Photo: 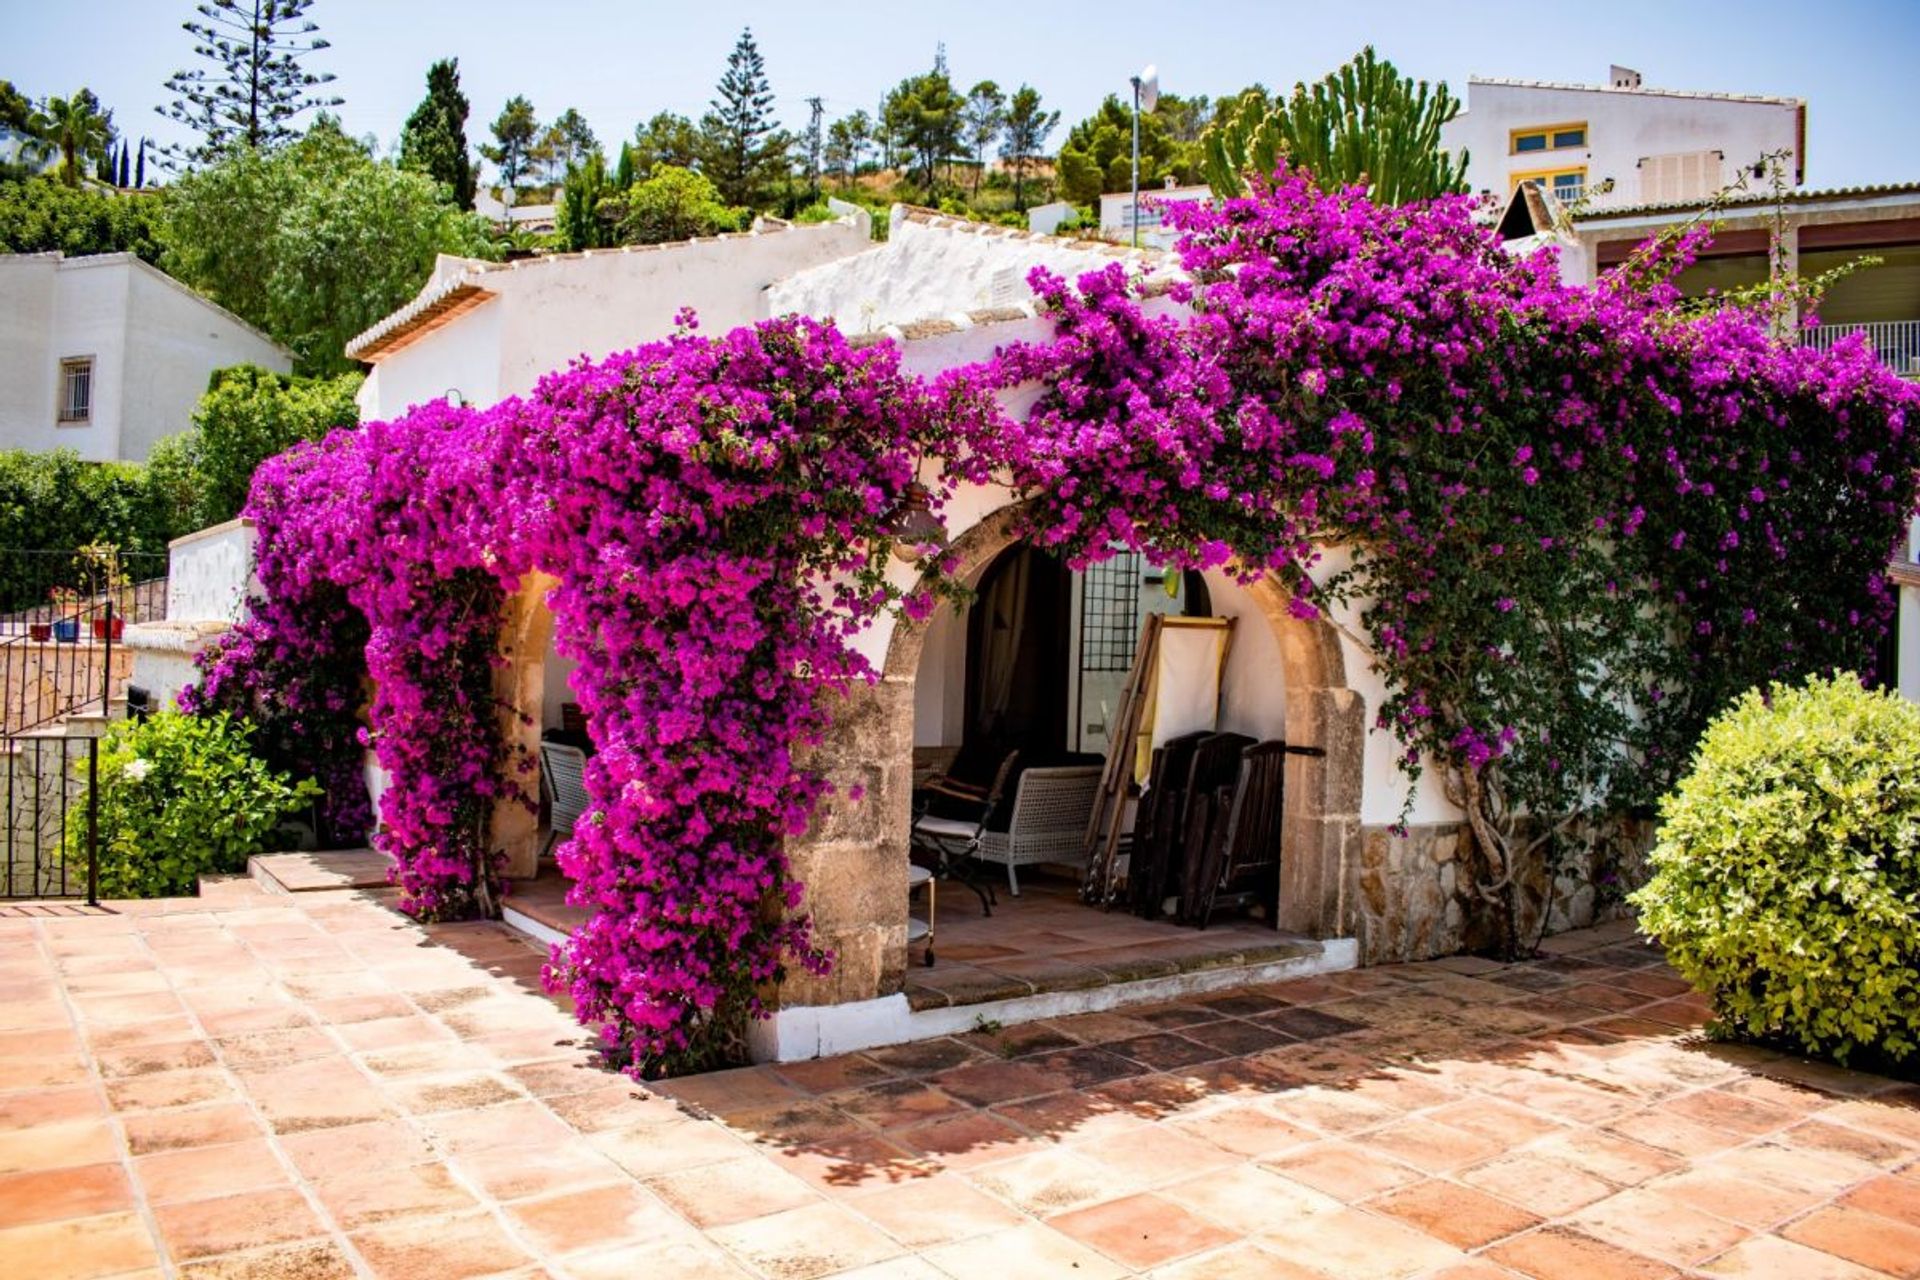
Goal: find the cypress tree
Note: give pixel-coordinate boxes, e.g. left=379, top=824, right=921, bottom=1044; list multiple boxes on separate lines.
left=399, top=57, right=477, bottom=209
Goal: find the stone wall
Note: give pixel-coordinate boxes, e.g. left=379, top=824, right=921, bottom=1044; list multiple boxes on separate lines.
left=1351, top=817, right=1652, bottom=963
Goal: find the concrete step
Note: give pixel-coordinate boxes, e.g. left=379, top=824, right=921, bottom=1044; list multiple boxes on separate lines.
left=248, top=849, right=394, bottom=894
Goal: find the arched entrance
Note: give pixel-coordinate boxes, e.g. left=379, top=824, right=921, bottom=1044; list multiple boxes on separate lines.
left=777, top=500, right=1368, bottom=1016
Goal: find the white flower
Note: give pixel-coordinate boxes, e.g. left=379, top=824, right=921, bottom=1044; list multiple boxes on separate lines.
left=123, top=758, right=153, bottom=783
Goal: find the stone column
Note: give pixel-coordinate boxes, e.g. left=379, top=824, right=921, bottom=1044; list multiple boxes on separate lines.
left=778, top=675, right=915, bottom=1008
left=490, top=572, right=557, bottom=880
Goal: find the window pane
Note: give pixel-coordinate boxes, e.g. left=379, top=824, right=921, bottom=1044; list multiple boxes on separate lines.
left=1552, top=173, right=1583, bottom=191
left=1515, top=134, right=1547, bottom=153
left=1553, top=128, right=1586, bottom=148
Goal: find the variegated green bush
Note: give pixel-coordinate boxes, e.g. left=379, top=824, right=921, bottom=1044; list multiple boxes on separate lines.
left=1634, top=673, right=1920, bottom=1063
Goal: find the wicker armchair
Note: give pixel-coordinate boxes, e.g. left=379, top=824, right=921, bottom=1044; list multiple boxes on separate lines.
left=974, top=765, right=1104, bottom=895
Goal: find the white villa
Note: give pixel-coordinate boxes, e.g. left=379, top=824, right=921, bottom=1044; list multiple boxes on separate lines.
left=0, top=251, right=290, bottom=462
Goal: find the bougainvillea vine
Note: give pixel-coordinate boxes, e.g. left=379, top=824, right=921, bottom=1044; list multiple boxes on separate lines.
left=189, top=173, right=1919, bottom=1071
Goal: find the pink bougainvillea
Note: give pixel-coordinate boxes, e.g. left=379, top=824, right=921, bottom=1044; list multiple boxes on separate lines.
left=189, top=173, right=1920, bottom=1071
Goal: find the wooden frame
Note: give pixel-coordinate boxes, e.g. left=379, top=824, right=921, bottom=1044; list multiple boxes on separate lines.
left=1510, top=122, right=1589, bottom=155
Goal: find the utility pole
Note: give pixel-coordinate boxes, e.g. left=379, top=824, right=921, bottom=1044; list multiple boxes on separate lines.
left=805, top=96, right=824, bottom=200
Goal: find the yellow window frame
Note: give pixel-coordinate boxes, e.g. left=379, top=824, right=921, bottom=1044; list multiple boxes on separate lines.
left=1508, top=165, right=1588, bottom=196
left=1510, top=122, right=1588, bottom=155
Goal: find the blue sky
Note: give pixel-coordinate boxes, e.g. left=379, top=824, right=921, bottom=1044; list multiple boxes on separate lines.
left=7, top=0, right=1917, bottom=188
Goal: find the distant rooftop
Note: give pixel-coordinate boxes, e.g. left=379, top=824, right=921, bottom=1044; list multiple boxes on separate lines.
left=1466, top=74, right=1802, bottom=111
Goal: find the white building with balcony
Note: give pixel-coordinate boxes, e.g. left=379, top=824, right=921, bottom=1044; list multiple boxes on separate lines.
left=0, top=252, right=291, bottom=463
left=1442, top=66, right=1804, bottom=211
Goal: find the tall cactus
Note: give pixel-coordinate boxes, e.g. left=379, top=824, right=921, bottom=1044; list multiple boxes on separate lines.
left=1203, top=47, right=1469, bottom=205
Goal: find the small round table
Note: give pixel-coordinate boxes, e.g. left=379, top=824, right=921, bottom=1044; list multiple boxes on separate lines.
left=907, top=863, right=936, bottom=967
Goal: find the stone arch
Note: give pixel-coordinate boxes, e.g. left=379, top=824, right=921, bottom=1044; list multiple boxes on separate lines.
left=781, top=499, right=1368, bottom=1011
left=886, top=500, right=1365, bottom=941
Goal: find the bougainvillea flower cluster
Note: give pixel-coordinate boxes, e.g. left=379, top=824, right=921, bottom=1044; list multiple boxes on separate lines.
left=190, top=173, right=1919, bottom=1070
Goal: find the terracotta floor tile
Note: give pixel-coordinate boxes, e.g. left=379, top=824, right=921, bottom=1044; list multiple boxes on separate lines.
left=1697, top=1233, right=1889, bottom=1279
left=1567, top=1187, right=1751, bottom=1266
left=894, top=1108, right=1043, bottom=1170
left=1371, top=1178, right=1541, bottom=1249
left=1484, top=1226, right=1680, bottom=1280
left=1662, top=1087, right=1797, bottom=1138
left=121, top=1102, right=266, bottom=1157
left=929, top=1058, right=1067, bottom=1107
left=213, top=1027, right=338, bottom=1069
left=1783, top=1204, right=1920, bottom=1278
left=1607, top=1104, right=1753, bottom=1158
left=563, top=1234, right=748, bottom=1280
left=707, top=1200, right=904, bottom=1279
left=1159, top=1163, right=1348, bottom=1233
left=1780, top=1118, right=1917, bottom=1169
left=103, top=1068, right=239, bottom=1113
left=0, top=1162, right=134, bottom=1228
left=277, top=1119, right=437, bottom=1181
left=0, top=1084, right=103, bottom=1130
left=174, top=1241, right=356, bottom=1280
left=1842, top=1173, right=1920, bottom=1226
left=134, top=1138, right=289, bottom=1206
left=424, top=1098, right=579, bottom=1155
left=834, top=1080, right=971, bottom=1130
left=651, top=1063, right=810, bottom=1113
left=1047, top=1191, right=1235, bottom=1270
left=771, top=1052, right=897, bottom=1095
left=1824, top=1094, right=1920, bottom=1146
left=1525, top=1129, right=1682, bottom=1187
left=0, top=1210, right=160, bottom=1279
left=351, top=1210, right=536, bottom=1280
left=94, top=1040, right=217, bottom=1079
left=505, top=1179, right=692, bottom=1256
left=1260, top=1206, right=1469, bottom=1280
left=450, top=1138, right=625, bottom=1203
left=542, top=1081, right=681, bottom=1134
left=919, top=1221, right=1128, bottom=1280
left=1261, top=1140, right=1423, bottom=1202
left=589, top=1117, right=752, bottom=1178
left=311, top=1160, right=480, bottom=1229
left=1459, top=1151, right=1617, bottom=1217
left=1171, top=1102, right=1318, bottom=1158
left=1106, top=1033, right=1226, bottom=1071
left=1355, top=1117, right=1506, bottom=1174
left=845, top=1172, right=1025, bottom=1247
left=722, top=1096, right=878, bottom=1146
left=238, top=1058, right=392, bottom=1133
left=386, top=1070, right=529, bottom=1115
left=0, top=1117, right=120, bottom=1173
left=1071, top=1124, right=1239, bottom=1188
left=644, top=1154, right=820, bottom=1227
left=766, top=1134, right=936, bottom=1195
left=1422, top=1097, right=1566, bottom=1146
left=152, top=1187, right=326, bottom=1261
left=971, top=1145, right=1123, bottom=1216
left=1023, top=1045, right=1150, bottom=1088
left=1143, top=1240, right=1328, bottom=1280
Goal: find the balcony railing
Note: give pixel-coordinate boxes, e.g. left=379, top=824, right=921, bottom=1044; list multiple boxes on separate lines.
left=1802, top=321, right=1920, bottom=377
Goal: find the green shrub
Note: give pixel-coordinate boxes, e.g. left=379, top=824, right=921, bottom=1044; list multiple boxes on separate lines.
left=69, top=711, right=320, bottom=899
left=1632, top=672, right=1920, bottom=1063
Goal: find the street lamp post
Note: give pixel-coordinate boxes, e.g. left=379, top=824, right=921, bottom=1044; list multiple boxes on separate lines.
left=1128, top=65, right=1159, bottom=249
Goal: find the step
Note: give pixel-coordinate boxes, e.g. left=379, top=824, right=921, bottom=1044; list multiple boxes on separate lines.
left=248, top=849, right=394, bottom=894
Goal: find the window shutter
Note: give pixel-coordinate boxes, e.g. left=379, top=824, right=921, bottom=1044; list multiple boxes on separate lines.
left=1639, top=151, right=1725, bottom=204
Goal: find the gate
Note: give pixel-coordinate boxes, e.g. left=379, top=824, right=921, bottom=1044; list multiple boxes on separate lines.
left=0, top=546, right=167, bottom=902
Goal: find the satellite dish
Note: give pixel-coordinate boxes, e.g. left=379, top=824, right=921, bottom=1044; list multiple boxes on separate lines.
left=1135, top=65, right=1160, bottom=113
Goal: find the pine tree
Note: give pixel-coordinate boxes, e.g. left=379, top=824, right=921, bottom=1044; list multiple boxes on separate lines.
left=961, top=81, right=1006, bottom=200
left=1001, top=86, right=1059, bottom=211
left=882, top=69, right=962, bottom=197
left=697, top=28, right=788, bottom=208
left=399, top=57, right=476, bottom=209
left=612, top=141, right=635, bottom=189
left=480, top=96, right=539, bottom=193
left=116, top=141, right=130, bottom=187
left=157, top=0, right=341, bottom=167
left=134, top=138, right=147, bottom=189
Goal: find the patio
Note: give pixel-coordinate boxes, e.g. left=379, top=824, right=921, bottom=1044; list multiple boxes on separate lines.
left=3, top=881, right=1918, bottom=1280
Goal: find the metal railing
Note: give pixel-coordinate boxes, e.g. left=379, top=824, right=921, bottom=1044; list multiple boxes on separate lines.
left=1, top=599, right=126, bottom=736
left=0, top=548, right=168, bottom=634
left=2, top=734, right=98, bottom=903
left=1802, top=321, right=1920, bottom=377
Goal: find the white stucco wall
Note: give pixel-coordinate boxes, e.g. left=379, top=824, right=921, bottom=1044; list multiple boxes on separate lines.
left=1098, top=186, right=1212, bottom=252
left=356, top=221, right=873, bottom=420
left=0, top=253, right=288, bottom=462
left=166, top=518, right=258, bottom=622
left=1442, top=77, right=1801, bottom=209
left=767, top=212, right=1155, bottom=335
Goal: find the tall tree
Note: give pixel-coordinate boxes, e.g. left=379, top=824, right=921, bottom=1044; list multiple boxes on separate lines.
left=134, top=138, right=147, bottom=189
left=1056, top=93, right=1198, bottom=206
left=0, top=80, right=33, bottom=133
left=697, top=28, right=788, bottom=208
left=611, top=165, right=741, bottom=245
left=160, top=116, right=496, bottom=374
left=550, top=108, right=598, bottom=178
left=556, top=150, right=612, bottom=251
left=398, top=58, right=476, bottom=209
left=480, top=95, right=539, bottom=193
left=158, top=0, right=341, bottom=166
left=1000, top=85, right=1057, bottom=211
left=1202, top=47, right=1468, bottom=203
left=881, top=69, right=962, bottom=196
left=40, top=90, right=115, bottom=187
left=115, top=142, right=130, bottom=187
left=631, top=112, right=700, bottom=179
left=960, top=81, right=1006, bottom=200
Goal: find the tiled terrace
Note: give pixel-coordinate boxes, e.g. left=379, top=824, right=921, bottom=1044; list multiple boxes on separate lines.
left=3, top=881, right=1918, bottom=1279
